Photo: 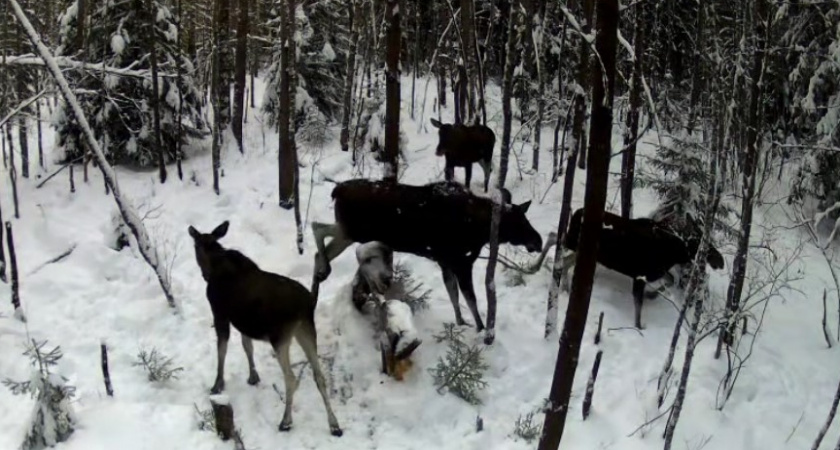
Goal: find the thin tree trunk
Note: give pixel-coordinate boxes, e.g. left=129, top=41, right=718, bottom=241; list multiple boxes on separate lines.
left=0, top=182, right=5, bottom=283
left=176, top=0, right=184, bottom=180
left=574, top=0, right=595, bottom=171
left=8, top=126, right=20, bottom=219
left=7, top=222, right=21, bottom=316
left=620, top=1, right=645, bottom=220
left=340, top=0, right=359, bottom=152
left=383, top=0, right=400, bottom=183
left=538, top=1, right=618, bottom=448
left=719, top=0, right=768, bottom=353
left=497, top=1, right=519, bottom=189
left=686, top=1, right=705, bottom=132
left=287, top=0, right=302, bottom=253
left=36, top=90, right=44, bottom=171
left=211, top=0, right=223, bottom=195
left=277, top=0, right=294, bottom=207
left=146, top=0, right=166, bottom=184
left=484, top=0, right=520, bottom=346
left=232, top=0, right=249, bottom=153
left=17, top=116, right=29, bottom=180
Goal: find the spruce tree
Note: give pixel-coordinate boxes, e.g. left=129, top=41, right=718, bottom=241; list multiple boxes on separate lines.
left=54, top=0, right=206, bottom=168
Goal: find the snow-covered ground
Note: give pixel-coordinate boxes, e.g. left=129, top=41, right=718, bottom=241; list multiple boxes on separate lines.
left=1, top=76, right=839, bottom=450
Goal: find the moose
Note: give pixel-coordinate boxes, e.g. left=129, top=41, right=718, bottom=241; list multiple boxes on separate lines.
left=559, top=208, right=725, bottom=329
left=311, top=178, right=543, bottom=344
left=430, top=118, right=495, bottom=192
left=188, top=221, right=343, bottom=437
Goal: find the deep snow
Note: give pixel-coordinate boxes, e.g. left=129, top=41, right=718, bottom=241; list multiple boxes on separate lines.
left=0, top=75, right=839, bottom=450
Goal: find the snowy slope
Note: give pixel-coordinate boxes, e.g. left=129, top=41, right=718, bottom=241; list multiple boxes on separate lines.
left=1, top=76, right=839, bottom=450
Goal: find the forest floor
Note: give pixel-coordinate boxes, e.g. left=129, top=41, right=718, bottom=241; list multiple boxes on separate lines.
left=1, top=76, right=838, bottom=450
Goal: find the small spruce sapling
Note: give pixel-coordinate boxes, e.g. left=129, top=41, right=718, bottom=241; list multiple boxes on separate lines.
left=428, top=323, right=489, bottom=405
left=393, top=262, right=430, bottom=313
left=2, top=339, right=77, bottom=450
left=134, top=347, right=184, bottom=382
left=512, top=411, right=542, bottom=443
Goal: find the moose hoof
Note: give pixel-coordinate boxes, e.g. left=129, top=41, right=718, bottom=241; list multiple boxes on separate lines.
left=279, top=421, right=293, bottom=432
left=209, top=381, right=225, bottom=394
left=247, top=373, right=260, bottom=386
left=330, top=426, right=344, bottom=437
left=315, top=265, right=332, bottom=283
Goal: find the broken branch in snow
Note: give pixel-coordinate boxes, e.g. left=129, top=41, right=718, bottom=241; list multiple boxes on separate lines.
left=477, top=231, right=558, bottom=274
left=8, top=0, right=177, bottom=310
left=26, top=244, right=78, bottom=276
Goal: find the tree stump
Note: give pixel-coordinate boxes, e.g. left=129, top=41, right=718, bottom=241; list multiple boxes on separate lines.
left=209, top=395, right=236, bottom=441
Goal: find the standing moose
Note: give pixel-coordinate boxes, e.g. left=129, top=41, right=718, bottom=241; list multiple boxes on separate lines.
left=430, top=118, right=495, bottom=192
left=188, top=221, right=343, bottom=436
left=310, top=179, right=543, bottom=344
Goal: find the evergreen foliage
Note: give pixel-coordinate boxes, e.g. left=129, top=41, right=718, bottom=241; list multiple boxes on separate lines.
left=3, top=340, right=76, bottom=450
left=54, top=0, right=206, bottom=168
left=428, top=323, right=488, bottom=405
left=134, top=347, right=184, bottom=382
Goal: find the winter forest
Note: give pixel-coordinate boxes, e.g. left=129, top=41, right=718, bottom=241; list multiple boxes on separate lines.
left=1, top=0, right=840, bottom=448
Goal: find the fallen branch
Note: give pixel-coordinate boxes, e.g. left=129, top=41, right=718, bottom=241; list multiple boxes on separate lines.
left=477, top=231, right=558, bottom=274
left=27, top=243, right=78, bottom=276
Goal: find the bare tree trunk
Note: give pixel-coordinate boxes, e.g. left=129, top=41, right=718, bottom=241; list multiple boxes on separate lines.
left=620, top=1, right=645, bottom=220
left=146, top=0, right=166, bottom=184
left=36, top=88, right=44, bottom=171
left=17, top=116, right=28, bottom=180
left=287, top=0, right=302, bottom=253
left=531, top=2, right=547, bottom=172
left=538, top=1, right=618, bottom=448
left=686, top=1, right=705, bottom=132
left=6, top=222, right=21, bottom=320
left=0, top=185, right=5, bottom=283
left=484, top=0, right=520, bottom=346
left=459, top=0, right=477, bottom=123
left=383, top=0, right=400, bottom=183
left=581, top=349, right=603, bottom=420
left=574, top=0, right=595, bottom=171
left=340, top=0, right=359, bottom=152
left=497, top=1, right=519, bottom=189
left=8, top=126, right=20, bottom=219
left=211, top=0, right=223, bottom=195
left=176, top=0, right=184, bottom=180
left=719, top=0, right=768, bottom=353
left=232, top=0, right=249, bottom=153
left=277, top=0, right=294, bottom=208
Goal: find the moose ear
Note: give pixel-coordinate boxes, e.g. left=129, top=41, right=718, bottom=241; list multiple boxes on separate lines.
left=430, top=118, right=442, bottom=128
left=211, top=221, right=230, bottom=240
left=188, top=226, right=200, bottom=240
left=518, top=200, right=532, bottom=213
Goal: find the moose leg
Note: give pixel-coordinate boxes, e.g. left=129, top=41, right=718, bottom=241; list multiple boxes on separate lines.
left=632, top=277, right=646, bottom=329
left=440, top=264, right=467, bottom=326
left=464, top=164, right=473, bottom=189
left=241, top=335, right=260, bottom=385
left=211, top=318, right=231, bottom=394
left=444, top=162, right=455, bottom=182
left=454, top=264, right=485, bottom=331
left=273, top=337, right=298, bottom=432
left=311, top=222, right=353, bottom=282
left=296, top=320, right=343, bottom=437
left=478, top=159, right=491, bottom=192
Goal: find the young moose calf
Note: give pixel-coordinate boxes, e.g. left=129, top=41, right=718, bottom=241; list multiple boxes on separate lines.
left=188, top=222, right=342, bottom=437
left=430, top=118, right=495, bottom=192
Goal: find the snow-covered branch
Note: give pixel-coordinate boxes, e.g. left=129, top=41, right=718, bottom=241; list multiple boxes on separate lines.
left=3, top=54, right=179, bottom=79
